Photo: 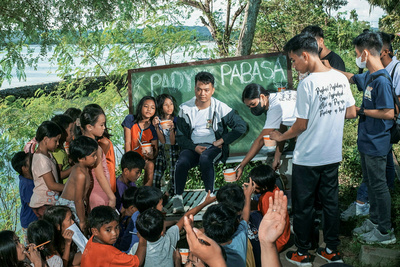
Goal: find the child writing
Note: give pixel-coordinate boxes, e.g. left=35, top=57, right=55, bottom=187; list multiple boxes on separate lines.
left=130, top=191, right=216, bottom=267
left=43, top=206, right=83, bottom=267
left=115, top=151, right=145, bottom=211
left=57, top=136, right=99, bottom=229
left=11, top=151, right=37, bottom=239
left=51, top=114, right=74, bottom=183
left=0, top=230, right=44, bottom=267
left=81, top=206, right=147, bottom=267
left=27, top=220, right=63, bottom=267
left=122, top=96, right=158, bottom=186
left=152, top=94, right=179, bottom=194
left=116, top=187, right=138, bottom=250
left=30, top=121, right=64, bottom=218
left=249, top=165, right=290, bottom=252
left=79, top=104, right=116, bottom=209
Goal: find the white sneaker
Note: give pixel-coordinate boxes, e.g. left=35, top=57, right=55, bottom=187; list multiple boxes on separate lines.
left=341, top=202, right=370, bottom=221
left=172, top=195, right=185, bottom=214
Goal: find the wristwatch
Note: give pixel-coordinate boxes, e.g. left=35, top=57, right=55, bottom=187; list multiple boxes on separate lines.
left=358, top=107, right=365, bottom=116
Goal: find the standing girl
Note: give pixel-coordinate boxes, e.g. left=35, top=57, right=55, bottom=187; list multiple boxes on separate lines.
left=152, top=94, right=179, bottom=194
left=80, top=105, right=116, bottom=209
left=30, top=121, right=64, bottom=218
left=122, top=96, right=158, bottom=186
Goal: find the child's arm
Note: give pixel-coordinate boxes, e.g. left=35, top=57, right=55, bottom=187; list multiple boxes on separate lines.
left=93, top=147, right=116, bottom=208
left=169, top=121, right=176, bottom=145
left=124, top=127, right=132, bottom=153
left=59, top=166, right=72, bottom=180
left=42, top=172, right=65, bottom=192
left=153, top=116, right=166, bottom=144
left=176, top=191, right=216, bottom=231
left=241, top=178, right=256, bottom=222
left=74, top=170, right=87, bottom=230
left=61, top=229, right=74, bottom=267
left=135, top=234, right=147, bottom=266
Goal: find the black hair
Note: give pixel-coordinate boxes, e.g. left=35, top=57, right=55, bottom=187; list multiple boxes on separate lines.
left=121, top=151, right=145, bottom=171
left=134, top=186, right=163, bottom=213
left=0, top=230, right=21, bottom=267
left=69, top=136, right=98, bottom=163
left=84, top=104, right=113, bottom=139
left=51, top=114, right=74, bottom=145
left=136, top=209, right=164, bottom=242
left=379, top=32, right=394, bottom=57
left=249, top=164, right=276, bottom=193
left=64, top=108, right=81, bottom=122
left=242, top=83, right=270, bottom=102
left=43, top=206, right=78, bottom=263
left=35, top=121, right=63, bottom=142
left=283, top=33, right=319, bottom=56
left=195, top=71, right=215, bottom=87
left=122, top=186, right=138, bottom=209
left=11, top=151, right=29, bottom=176
left=134, top=96, right=156, bottom=123
left=79, top=105, right=105, bottom=137
left=353, top=31, right=383, bottom=57
left=202, top=203, right=238, bottom=244
left=155, top=94, right=177, bottom=118
left=88, top=206, right=119, bottom=231
left=27, top=220, right=57, bottom=262
left=216, top=183, right=245, bottom=213
left=301, top=25, right=324, bottom=39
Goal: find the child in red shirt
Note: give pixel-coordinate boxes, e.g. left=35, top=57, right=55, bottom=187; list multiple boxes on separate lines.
left=81, top=206, right=146, bottom=267
left=250, top=164, right=290, bottom=252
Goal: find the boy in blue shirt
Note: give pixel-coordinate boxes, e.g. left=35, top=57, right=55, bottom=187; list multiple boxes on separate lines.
left=11, top=151, right=38, bottom=241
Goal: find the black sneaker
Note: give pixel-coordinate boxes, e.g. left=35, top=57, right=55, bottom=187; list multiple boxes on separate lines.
left=316, top=247, right=343, bottom=263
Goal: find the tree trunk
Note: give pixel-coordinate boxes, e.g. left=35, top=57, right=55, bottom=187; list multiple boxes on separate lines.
left=236, top=0, right=261, bottom=56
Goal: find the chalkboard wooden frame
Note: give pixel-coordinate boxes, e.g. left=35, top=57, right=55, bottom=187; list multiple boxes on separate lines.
left=127, top=52, right=293, bottom=114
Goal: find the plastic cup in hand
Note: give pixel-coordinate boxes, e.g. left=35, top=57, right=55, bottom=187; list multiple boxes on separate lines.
left=179, top=248, right=189, bottom=264
left=160, top=120, right=172, bottom=130
left=263, top=135, right=277, bottom=147
left=223, top=168, right=236, bottom=182
left=141, top=143, right=152, bottom=154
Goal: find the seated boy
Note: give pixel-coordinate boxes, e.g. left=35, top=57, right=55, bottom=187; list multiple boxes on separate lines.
left=81, top=205, right=146, bottom=267
left=249, top=165, right=290, bottom=252
left=203, top=180, right=255, bottom=267
left=57, top=136, right=98, bottom=230
left=130, top=191, right=216, bottom=267
left=11, top=151, right=38, bottom=240
left=116, top=151, right=145, bottom=211
left=119, top=186, right=163, bottom=252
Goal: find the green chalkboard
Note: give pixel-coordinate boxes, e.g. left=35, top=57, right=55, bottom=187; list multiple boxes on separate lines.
left=128, top=53, right=293, bottom=156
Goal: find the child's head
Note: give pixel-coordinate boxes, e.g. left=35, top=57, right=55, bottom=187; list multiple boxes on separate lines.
left=156, top=94, right=176, bottom=118
left=69, top=136, right=98, bottom=166
left=122, top=187, right=138, bottom=216
left=35, top=121, right=63, bottom=152
left=27, top=220, right=56, bottom=260
left=135, top=96, right=156, bottom=122
left=87, top=206, right=119, bottom=245
left=0, top=230, right=26, bottom=265
left=80, top=105, right=106, bottom=138
left=248, top=164, right=276, bottom=194
left=353, top=31, right=383, bottom=62
left=51, top=114, right=74, bottom=144
left=134, top=186, right=163, bottom=213
left=216, top=183, right=245, bottom=214
left=136, top=209, right=164, bottom=242
left=64, top=108, right=82, bottom=123
left=11, top=151, right=31, bottom=179
left=202, top=203, right=238, bottom=244
left=121, top=151, right=145, bottom=183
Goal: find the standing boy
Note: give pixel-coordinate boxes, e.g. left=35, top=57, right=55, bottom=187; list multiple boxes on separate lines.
left=270, top=33, right=356, bottom=266
left=81, top=205, right=146, bottom=267
left=57, top=136, right=98, bottom=230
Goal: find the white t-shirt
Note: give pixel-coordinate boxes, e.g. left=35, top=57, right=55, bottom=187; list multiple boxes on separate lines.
left=191, top=107, right=216, bottom=144
left=385, top=58, right=400, bottom=95
left=293, top=69, right=355, bottom=166
left=263, top=90, right=297, bottom=129
left=130, top=225, right=180, bottom=267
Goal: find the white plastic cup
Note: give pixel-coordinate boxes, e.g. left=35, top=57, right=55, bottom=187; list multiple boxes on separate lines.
left=141, top=143, right=152, bottom=154
left=179, top=248, right=190, bottom=264
left=263, top=135, right=277, bottom=147
left=160, top=120, right=172, bottom=130
left=223, top=168, right=236, bottom=182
